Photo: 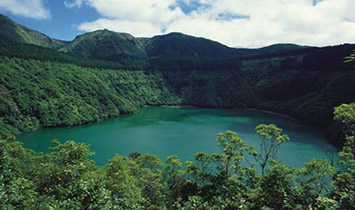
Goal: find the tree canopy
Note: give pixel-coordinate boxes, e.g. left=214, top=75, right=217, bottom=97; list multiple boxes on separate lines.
left=0, top=103, right=354, bottom=209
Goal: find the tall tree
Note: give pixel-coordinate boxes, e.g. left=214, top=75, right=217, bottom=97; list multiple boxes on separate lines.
left=251, top=124, right=290, bottom=174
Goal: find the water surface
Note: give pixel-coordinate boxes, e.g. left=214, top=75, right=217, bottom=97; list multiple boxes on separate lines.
left=18, top=107, right=337, bottom=166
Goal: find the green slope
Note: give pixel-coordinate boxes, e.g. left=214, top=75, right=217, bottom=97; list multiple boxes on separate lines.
left=60, top=30, right=241, bottom=61
left=0, top=56, right=180, bottom=137
left=0, top=14, right=67, bottom=49
left=0, top=41, right=149, bottom=70
left=60, top=30, right=308, bottom=62
left=0, top=14, right=309, bottom=63
left=233, top=43, right=308, bottom=58
left=146, top=32, right=239, bottom=60
left=60, top=29, right=149, bottom=60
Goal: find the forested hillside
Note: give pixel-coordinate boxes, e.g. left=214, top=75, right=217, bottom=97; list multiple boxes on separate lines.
left=170, top=45, right=355, bottom=146
left=60, top=30, right=149, bottom=60
left=1, top=39, right=354, bottom=146
left=0, top=14, right=306, bottom=63
left=0, top=41, right=149, bottom=70
left=0, top=56, right=180, bottom=137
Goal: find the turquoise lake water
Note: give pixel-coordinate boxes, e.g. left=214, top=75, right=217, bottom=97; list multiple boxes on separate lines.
left=18, top=107, right=337, bottom=166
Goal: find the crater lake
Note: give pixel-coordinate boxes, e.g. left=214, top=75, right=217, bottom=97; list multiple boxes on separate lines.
left=18, top=107, right=338, bottom=166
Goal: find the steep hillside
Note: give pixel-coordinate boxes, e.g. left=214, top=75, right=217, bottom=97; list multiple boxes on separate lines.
left=0, top=41, right=149, bottom=70
left=0, top=14, right=309, bottom=63
left=0, top=14, right=67, bottom=49
left=146, top=32, right=239, bottom=60
left=61, top=31, right=241, bottom=61
left=0, top=56, right=180, bottom=137
left=62, top=31, right=307, bottom=62
left=60, top=29, right=149, bottom=61
left=233, top=44, right=308, bottom=58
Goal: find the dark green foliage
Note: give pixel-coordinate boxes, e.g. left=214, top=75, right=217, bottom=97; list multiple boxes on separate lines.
left=61, top=30, right=243, bottom=62
left=146, top=32, right=239, bottom=60
left=255, top=164, right=296, bottom=210
left=345, top=50, right=355, bottom=70
left=332, top=103, right=355, bottom=209
left=60, top=29, right=149, bottom=60
left=295, top=159, right=336, bottom=206
left=177, top=67, right=354, bottom=146
left=0, top=41, right=149, bottom=70
left=0, top=57, right=180, bottom=137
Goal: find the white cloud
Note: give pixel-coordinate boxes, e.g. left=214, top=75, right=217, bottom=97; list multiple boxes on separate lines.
left=0, top=0, right=50, bottom=19
left=64, top=0, right=83, bottom=9
left=78, top=18, right=162, bottom=37
left=86, top=0, right=184, bottom=26
left=74, top=0, right=355, bottom=48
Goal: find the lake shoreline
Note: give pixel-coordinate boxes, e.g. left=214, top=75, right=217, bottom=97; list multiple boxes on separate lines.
left=148, top=105, right=302, bottom=123
left=245, top=108, right=301, bottom=123
left=18, top=106, right=337, bottom=166
left=144, top=105, right=196, bottom=108
left=16, top=105, right=319, bottom=147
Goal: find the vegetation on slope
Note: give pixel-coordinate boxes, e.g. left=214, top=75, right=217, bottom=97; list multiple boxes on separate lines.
left=146, top=32, right=239, bottom=60
left=0, top=13, right=309, bottom=65
left=0, top=41, right=149, bottom=70
left=345, top=50, right=355, bottom=65
left=165, top=47, right=355, bottom=146
left=0, top=104, right=354, bottom=209
left=0, top=14, right=67, bottom=49
left=60, top=30, right=246, bottom=62
left=60, top=30, right=149, bottom=60
left=0, top=41, right=354, bottom=146
left=60, top=30, right=308, bottom=64
left=0, top=57, right=180, bottom=137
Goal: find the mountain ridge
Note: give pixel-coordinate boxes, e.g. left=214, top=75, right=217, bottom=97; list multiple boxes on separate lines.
left=0, top=14, right=313, bottom=62
left=59, top=29, right=149, bottom=60
left=0, top=14, right=68, bottom=49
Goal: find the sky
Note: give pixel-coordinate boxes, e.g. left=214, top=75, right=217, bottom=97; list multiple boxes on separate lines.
left=1, top=0, right=355, bottom=48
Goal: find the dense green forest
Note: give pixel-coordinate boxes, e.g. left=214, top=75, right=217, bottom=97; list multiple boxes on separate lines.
left=0, top=41, right=149, bottom=70
left=1, top=41, right=354, bottom=146
left=0, top=103, right=354, bottom=209
left=0, top=56, right=180, bottom=138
